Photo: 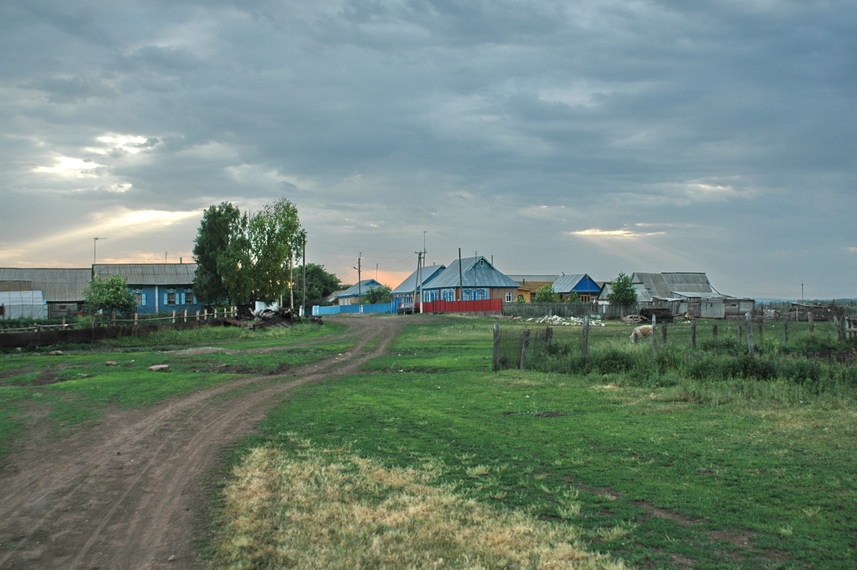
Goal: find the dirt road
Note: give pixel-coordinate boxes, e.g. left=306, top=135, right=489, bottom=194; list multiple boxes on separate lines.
left=0, top=315, right=403, bottom=569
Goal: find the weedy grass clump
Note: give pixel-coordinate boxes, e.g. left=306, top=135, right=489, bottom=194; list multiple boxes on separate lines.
left=210, top=440, right=623, bottom=570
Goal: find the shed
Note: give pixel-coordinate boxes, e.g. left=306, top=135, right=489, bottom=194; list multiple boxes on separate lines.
left=0, top=290, right=48, bottom=320
left=0, top=268, right=91, bottom=318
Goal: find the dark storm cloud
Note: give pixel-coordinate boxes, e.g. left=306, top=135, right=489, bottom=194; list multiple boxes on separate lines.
left=0, top=0, right=854, bottom=297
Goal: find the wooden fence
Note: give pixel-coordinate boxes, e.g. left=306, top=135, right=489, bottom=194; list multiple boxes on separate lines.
left=0, top=308, right=238, bottom=348
left=493, top=314, right=855, bottom=372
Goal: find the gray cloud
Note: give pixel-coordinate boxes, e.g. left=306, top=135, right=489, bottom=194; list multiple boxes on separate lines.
left=1, top=0, right=854, bottom=298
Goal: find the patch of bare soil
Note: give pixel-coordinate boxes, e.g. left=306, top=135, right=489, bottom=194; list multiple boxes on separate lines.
left=0, top=315, right=404, bottom=569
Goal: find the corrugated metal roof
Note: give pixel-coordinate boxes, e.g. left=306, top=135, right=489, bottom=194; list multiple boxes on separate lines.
left=336, top=279, right=384, bottom=298
left=598, top=282, right=652, bottom=302
left=553, top=274, right=585, bottom=293
left=506, top=274, right=559, bottom=283
left=632, top=272, right=714, bottom=298
left=0, top=268, right=91, bottom=302
left=391, top=265, right=446, bottom=295
left=423, top=257, right=519, bottom=290
left=93, top=264, right=197, bottom=285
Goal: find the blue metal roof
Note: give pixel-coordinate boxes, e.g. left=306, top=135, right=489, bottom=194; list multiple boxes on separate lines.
left=423, top=257, right=519, bottom=290
left=336, top=279, right=384, bottom=298
left=552, top=274, right=601, bottom=294
left=391, top=265, right=446, bottom=295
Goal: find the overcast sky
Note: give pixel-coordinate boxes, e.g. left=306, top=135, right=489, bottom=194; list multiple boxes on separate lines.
left=1, top=0, right=855, bottom=299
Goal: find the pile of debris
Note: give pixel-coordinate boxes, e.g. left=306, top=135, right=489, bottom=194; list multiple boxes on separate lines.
left=225, top=307, right=315, bottom=329
left=526, top=315, right=605, bottom=326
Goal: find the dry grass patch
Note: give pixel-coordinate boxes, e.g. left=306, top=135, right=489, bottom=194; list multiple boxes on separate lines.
left=210, top=441, right=623, bottom=569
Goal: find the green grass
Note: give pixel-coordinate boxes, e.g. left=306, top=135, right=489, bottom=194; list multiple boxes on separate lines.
left=222, top=316, right=857, bottom=569
left=0, top=322, right=349, bottom=451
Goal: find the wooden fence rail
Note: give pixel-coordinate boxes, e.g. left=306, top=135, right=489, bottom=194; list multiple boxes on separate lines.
left=493, top=316, right=852, bottom=373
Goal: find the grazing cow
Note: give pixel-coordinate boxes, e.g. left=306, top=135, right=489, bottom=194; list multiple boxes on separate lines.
left=630, top=325, right=654, bottom=344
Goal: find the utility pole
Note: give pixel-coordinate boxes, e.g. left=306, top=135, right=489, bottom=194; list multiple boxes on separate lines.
left=414, top=250, right=425, bottom=313
left=353, top=252, right=362, bottom=311
left=301, top=231, right=307, bottom=317
left=457, top=248, right=464, bottom=301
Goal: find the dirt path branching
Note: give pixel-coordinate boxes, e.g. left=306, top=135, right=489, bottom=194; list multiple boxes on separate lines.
left=0, top=316, right=402, bottom=569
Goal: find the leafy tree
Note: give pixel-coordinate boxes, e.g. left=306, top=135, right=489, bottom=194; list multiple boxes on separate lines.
left=248, top=199, right=302, bottom=304
left=193, top=203, right=246, bottom=305
left=294, top=264, right=341, bottom=307
left=362, top=286, right=392, bottom=304
left=566, top=291, right=581, bottom=303
left=533, top=284, right=560, bottom=303
left=193, top=199, right=304, bottom=306
left=84, top=274, right=136, bottom=316
left=607, top=272, right=637, bottom=308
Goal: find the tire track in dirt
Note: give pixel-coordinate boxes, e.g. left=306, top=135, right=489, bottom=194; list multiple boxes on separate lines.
left=0, top=315, right=403, bottom=569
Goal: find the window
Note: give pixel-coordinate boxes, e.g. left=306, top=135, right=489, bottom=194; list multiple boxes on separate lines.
left=134, top=290, right=144, bottom=305
left=475, top=289, right=487, bottom=300
left=185, top=290, right=194, bottom=305
left=166, top=291, right=177, bottom=305
left=505, top=292, right=515, bottom=302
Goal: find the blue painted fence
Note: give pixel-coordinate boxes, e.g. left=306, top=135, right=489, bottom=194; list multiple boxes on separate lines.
left=312, top=301, right=398, bottom=316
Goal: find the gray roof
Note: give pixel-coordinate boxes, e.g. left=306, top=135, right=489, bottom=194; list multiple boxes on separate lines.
left=552, top=274, right=584, bottom=293
left=0, top=267, right=91, bottom=302
left=598, top=282, right=652, bottom=302
left=93, top=263, right=197, bottom=286
left=423, top=256, right=519, bottom=290
left=506, top=274, right=559, bottom=284
left=631, top=272, right=719, bottom=299
left=336, top=279, right=384, bottom=298
left=391, top=265, right=446, bottom=295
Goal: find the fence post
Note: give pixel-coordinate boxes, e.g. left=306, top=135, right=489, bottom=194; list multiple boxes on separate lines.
left=713, top=324, right=718, bottom=341
left=661, top=323, right=667, bottom=345
left=183, top=309, right=188, bottom=323
left=691, top=319, right=697, bottom=349
left=545, top=326, right=553, bottom=346
left=172, top=310, right=176, bottom=324
left=493, top=323, right=501, bottom=371
left=808, top=310, right=815, bottom=334
left=519, top=329, right=531, bottom=370
left=746, top=313, right=755, bottom=354
left=784, top=321, right=789, bottom=345
left=582, top=315, right=590, bottom=367
left=650, top=315, right=658, bottom=356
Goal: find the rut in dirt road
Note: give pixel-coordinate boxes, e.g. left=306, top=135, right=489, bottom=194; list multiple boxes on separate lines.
left=0, top=316, right=403, bottom=569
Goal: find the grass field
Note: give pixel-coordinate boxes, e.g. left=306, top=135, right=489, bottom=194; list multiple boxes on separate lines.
left=0, top=321, right=348, bottom=455
left=212, top=315, right=857, bottom=568
left=2, top=315, right=855, bottom=567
